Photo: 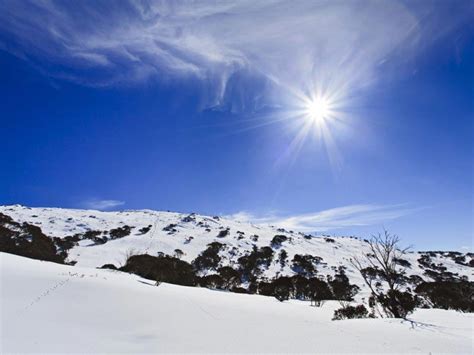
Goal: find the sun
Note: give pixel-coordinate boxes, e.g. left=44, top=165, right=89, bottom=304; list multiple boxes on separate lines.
left=305, top=96, right=332, bottom=122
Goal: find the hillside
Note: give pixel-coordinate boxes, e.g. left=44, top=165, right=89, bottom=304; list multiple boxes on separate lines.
left=1, top=205, right=472, bottom=297
left=2, top=252, right=472, bottom=353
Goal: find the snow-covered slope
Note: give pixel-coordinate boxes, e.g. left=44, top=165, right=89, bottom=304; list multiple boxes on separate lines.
left=1, top=204, right=472, bottom=298
left=1, top=252, right=472, bottom=353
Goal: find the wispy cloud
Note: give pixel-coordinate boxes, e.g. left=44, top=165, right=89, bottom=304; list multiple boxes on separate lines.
left=227, top=204, right=422, bottom=232
left=81, top=199, right=125, bottom=211
left=0, top=1, right=469, bottom=111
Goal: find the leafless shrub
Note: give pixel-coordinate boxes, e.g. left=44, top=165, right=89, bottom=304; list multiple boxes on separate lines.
left=350, top=230, right=416, bottom=318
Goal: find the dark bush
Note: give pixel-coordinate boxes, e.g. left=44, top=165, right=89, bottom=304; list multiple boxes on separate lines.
left=329, top=268, right=359, bottom=301
left=333, top=305, right=369, bottom=320
left=292, top=254, right=323, bottom=277
left=308, top=277, right=333, bottom=305
left=0, top=213, right=66, bottom=264
left=375, top=289, right=418, bottom=318
left=192, top=242, right=225, bottom=272
left=237, top=246, right=274, bottom=278
left=54, top=235, right=80, bottom=252
left=259, top=276, right=293, bottom=301
left=218, top=266, right=241, bottom=289
left=174, top=249, right=184, bottom=259
left=198, top=274, right=224, bottom=289
left=217, top=228, right=230, bottom=238
left=163, top=224, right=177, bottom=233
left=138, top=225, right=152, bottom=234
left=271, top=234, right=287, bottom=248
left=415, top=281, right=474, bottom=312
left=278, top=249, right=288, bottom=268
left=291, top=275, right=310, bottom=300
left=394, top=257, right=411, bottom=268
left=231, top=286, right=249, bottom=294
left=82, top=230, right=107, bottom=245
left=121, top=254, right=196, bottom=286
left=408, top=274, right=424, bottom=286
left=181, top=214, right=195, bottom=223
left=424, top=268, right=460, bottom=282
left=99, top=264, right=118, bottom=270
left=109, top=226, right=132, bottom=240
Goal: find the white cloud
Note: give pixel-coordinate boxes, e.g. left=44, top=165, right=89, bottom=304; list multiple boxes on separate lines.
left=0, top=1, right=469, bottom=110
left=81, top=199, right=125, bottom=211
left=227, top=204, right=422, bottom=232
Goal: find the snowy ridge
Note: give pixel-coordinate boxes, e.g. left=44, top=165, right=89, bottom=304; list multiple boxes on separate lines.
left=1, top=204, right=472, bottom=298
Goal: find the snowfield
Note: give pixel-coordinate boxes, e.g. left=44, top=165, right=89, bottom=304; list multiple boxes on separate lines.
left=1, top=252, right=472, bottom=354
left=1, top=205, right=473, bottom=353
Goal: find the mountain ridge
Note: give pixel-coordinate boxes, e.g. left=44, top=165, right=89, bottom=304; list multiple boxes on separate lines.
left=1, top=204, right=472, bottom=301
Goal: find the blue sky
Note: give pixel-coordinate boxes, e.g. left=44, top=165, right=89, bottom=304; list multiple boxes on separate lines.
left=0, top=1, right=472, bottom=250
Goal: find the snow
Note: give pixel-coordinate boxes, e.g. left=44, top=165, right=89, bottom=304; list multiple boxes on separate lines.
left=1, top=204, right=472, bottom=300
left=1, top=253, right=472, bottom=353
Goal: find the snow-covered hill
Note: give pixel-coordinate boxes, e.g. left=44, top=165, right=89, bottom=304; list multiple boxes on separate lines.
left=1, top=205, right=472, bottom=294
left=1, top=252, right=472, bottom=353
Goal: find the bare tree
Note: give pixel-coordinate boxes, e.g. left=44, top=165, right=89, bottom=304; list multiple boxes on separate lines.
left=351, top=230, right=416, bottom=318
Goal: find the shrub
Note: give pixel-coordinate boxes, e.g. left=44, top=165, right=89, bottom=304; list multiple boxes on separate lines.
left=109, top=226, right=132, bottom=240
left=231, top=287, right=249, bottom=294
left=54, top=234, right=81, bottom=252
left=83, top=230, right=102, bottom=240
left=333, top=305, right=369, bottom=320
left=217, top=228, right=230, bottom=238
left=181, top=214, right=195, bottom=223
left=351, top=231, right=415, bottom=318
left=376, top=290, right=418, bottom=318
left=192, top=242, right=225, bottom=272
left=278, top=249, right=288, bottom=268
left=174, top=249, right=184, bottom=259
left=79, top=230, right=107, bottom=245
left=394, top=257, right=411, bottom=268
left=415, top=281, right=474, bottom=312
left=238, top=246, right=274, bottom=278
left=259, top=276, right=293, bottom=302
left=198, top=274, right=224, bottom=289
left=121, top=254, right=196, bottom=286
left=218, top=266, right=241, bottom=289
left=271, top=234, right=287, bottom=248
left=163, top=224, right=177, bottom=233
left=0, top=213, right=66, bottom=264
left=291, top=275, right=310, bottom=300
left=138, top=225, right=152, bottom=234
left=328, top=268, right=359, bottom=302
left=99, top=264, right=118, bottom=270
left=292, top=254, right=323, bottom=277
left=308, top=277, right=333, bottom=305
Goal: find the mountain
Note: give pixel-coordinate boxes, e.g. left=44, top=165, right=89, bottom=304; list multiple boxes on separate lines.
left=1, top=205, right=473, bottom=353
left=1, top=205, right=472, bottom=298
